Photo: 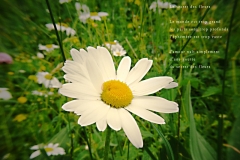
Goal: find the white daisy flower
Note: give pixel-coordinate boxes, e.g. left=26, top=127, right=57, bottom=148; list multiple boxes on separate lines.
left=88, top=12, right=109, bottom=21
left=36, top=72, right=62, bottom=88
left=65, top=27, right=76, bottom=36
left=32, top=90, right=54, bottom=97
left=105, top=40, right=127, bottom=56
left=150, top=0, right=176, bottom=12
left=59, top=46, right=179, bottom=148
left=38, top=44, right=59, bottom=52
left=0, top=88, right=12, bottom=100
left=45, top=23, right=76, bottom=36
left=75, top=3, right=108, bottom=23
left=30, top=143, right=65, bottom=159
left=112, top=48, right=127, bottom=57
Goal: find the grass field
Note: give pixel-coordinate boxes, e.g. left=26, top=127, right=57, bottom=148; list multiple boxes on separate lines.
left=0, top=0, right=239, bottom=159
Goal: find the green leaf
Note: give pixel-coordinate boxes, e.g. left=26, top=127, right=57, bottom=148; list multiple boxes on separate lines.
left=184, top=82, right=217, bottom=160
left=152, top=124, right=174, bottom=160
left=48, top=124, right=74, bottom=148
left=202, top=86, right=220, bottom=97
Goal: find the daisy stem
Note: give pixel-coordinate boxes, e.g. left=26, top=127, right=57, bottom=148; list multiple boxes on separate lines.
left=103, top=126, right=112, bottom=160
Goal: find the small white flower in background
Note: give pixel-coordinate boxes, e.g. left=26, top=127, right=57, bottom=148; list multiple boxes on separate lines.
left=38, top=44, right=59, bottom=52
left=150, top=0, right=176, bottom=12
left=59, top=0, right=71, bottom=4
left=105, top=40, right=127, bottom=57
left=88, top=12, right=109, bottom=21
left=45, top=23, right=76, bottom=36
left=37, top=52, right=44, bottom=59
left=64, top=27, right=76, bottom=36
left=18, top=70, right=26, bottom=73
left=112, top=48, right=127, bottom=57
left=75, top=2, right=108, bottom=23
left=32, top=90, right=54, bottom=97
left=46, top=23, right=64, bottom=31
left=30, top=143, right=65, bottom=159
left=36, top=72, right=62, bottom=88
left=59, top=46, right=178, bottom=148
left=0, top=88, right=12, bottom=100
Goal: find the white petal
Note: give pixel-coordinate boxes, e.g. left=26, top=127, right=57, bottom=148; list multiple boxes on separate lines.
left=62, top=60, right=84, bottom=76
left=85, top=55, right=104, bottom=93
left=30, top=145, right=39, bottom=150
left=126, top=105, right=165, bottom=124
left=125, top=58, right=152, bottom=86
left=98, top=12, right=108, bottom=17
left=119, top=108, right=143, bottom=148
left=70, top=48, right=83, bottom=63
left=96, top=118, right=107, bottom=131
left=53, top=143, right=59, bottom=147
left=131, top=77, right=173, bottom=96
left=164, top=82, right=178, bottom=89
left=132, top=96, right=179, bottom=113
left=78, top=102, right=110, bottom=126
left=69, top=100, right=102, bottom=115
left=106, top=108, right=121, bottom=131
left=117, top=56, right=131, bottom=82
left=59, top=83, right=99, bottom=98
left=63, top=74, right=90, bottom=85
left=62, top=100, right=84, bottom=112
left=96, top=46, right=116, bottom=81
left=90, top=16, right=101, bottom=21
left=30, top=150, right=41, bottom=159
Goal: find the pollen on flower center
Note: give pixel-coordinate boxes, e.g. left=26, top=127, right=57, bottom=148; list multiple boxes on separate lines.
left=45, top=147, right=53, bottom=152
left=45, top=44, right=53, bottom=48
left=44, top=74, right=53, bottom=80
left=101, top=80, right=133, bottom=108
left=90, top=12, right=98, bottom=16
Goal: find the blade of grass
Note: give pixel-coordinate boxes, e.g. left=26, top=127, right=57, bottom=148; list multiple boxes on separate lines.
left=104, top=126, right=112, bottom=160
left=152, top=124, right=174, bottom=160
left=144, top=145, right=157, bottom=160
left=183, top=82, right=216, bottom=160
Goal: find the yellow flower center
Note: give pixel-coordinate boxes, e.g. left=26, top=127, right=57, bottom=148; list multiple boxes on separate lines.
left=44, top=74, right=53, bottom=80
left=101, top=80, right=133, bottom=108
left=17, top=97, right=27, bottom=104
left=45, top=147, right=53, bottom=152
left=116, top=51, right=121, bottom=56
left=45, top=44, right=53, bottom=48
left=90, top=12, right=98, bottom=16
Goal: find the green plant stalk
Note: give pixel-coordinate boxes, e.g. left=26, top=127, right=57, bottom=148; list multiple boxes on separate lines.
left=152, top=124, right=175, bottom=160
left=45, top=0, right=66, bottom=62
left=115, top=132, right=123, bottom=155
left=218, top=0, right=238, bottom=159
left=83, top=127, right=93, bottom=160
left=104, top=126, right=112, bottom=160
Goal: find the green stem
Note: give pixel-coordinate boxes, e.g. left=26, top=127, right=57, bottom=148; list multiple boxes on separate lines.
left=45, top=0, right=66, bottom=62
left=83, top=127, right=93, bottom=160
left=104, top=127, right=112, bottom=160
left=218, top=0, right=238, bottom=159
